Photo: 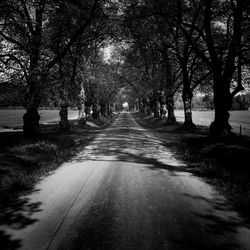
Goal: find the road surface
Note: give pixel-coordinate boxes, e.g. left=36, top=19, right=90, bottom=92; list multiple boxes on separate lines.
left=1, top=111, right=250, bottom=250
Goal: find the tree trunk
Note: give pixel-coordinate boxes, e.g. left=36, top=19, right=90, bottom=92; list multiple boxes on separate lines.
left=166, top=96, right=177, bottom=125
left=59, top=102, right=70, bottom=131
left=23, top=73, right=42, bottom=136
left=107, top=103, right=111, bottom=116
left=182, top=92, right=196, bottom=130
left=100, top=103, right=108, bottom=117
left=92, top=101, right=100, bottom=119
left=158, top=90, right=166, bottom=119
left=111, top=103, right=114, bottom=114
left=154, top=98, right=160, bottom=118
left=23, top=3, right=44, bottom=136
left=160, top=104, right=167, bottom=118
left=138, top=99, right=144, bottom=113
left=181, top=69, right=196, bottom=129
left=142, top=100, right=147, bottom=113
left=182, top=96, right=195, bottom=129
left=210, top=77, right=232, bottom=136
left=23, top=107, right=40, bottom=136
left=85, top=105, right=92, bottom=119
left=77, top=103, right=85, bottom=120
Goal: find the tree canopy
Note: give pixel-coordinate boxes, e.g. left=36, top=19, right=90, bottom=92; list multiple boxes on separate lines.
left=1, top=0, right=250, bottom=136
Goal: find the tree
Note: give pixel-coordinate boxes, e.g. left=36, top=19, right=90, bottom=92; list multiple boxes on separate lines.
left=0, top=0, right=105, bottom=135
left=122, top=0, right=181, bottom=123
left=163, top=0, right=211, bottom=129
left=181, top=0, right=250, bottom=136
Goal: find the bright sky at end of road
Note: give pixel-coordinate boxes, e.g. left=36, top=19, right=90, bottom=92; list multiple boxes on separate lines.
left=102, top=45, right=113, bottom=61
left=101, top=41, right=129, bottom=64
left=122, top=102, right=128, bottom=108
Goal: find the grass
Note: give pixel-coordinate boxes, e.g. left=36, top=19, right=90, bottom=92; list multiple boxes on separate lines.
left=133, top=112, right=250, bottom=222
left=184, top=137, right=250, bottom=219
left=0, top=114, right=118, bottom=202
left=1, top=111, right=249, bottom=221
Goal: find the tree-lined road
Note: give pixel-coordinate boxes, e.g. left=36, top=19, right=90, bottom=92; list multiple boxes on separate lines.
left=1, top=111, right=250, bottom=250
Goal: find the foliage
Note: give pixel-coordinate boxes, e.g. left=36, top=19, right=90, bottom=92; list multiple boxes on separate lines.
left=233, top=92, right=250, bottom=110
left=1, top=0, right=250, bottom=136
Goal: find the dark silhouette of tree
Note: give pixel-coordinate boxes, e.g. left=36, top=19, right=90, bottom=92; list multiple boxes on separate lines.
left=1, top=0, right=250, bottom=138
left=181, top=0, right=250, bottom=136
left=121, top=0, right=181, bottom=123
left=0, top=0, right=106, bottom=135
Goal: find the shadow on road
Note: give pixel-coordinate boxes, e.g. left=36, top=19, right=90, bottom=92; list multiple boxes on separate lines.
left=0, top=193, right=42, bottom=249
left=1, top=113, right=249, bottom=250
left=69, top=116, right=250, bottom=250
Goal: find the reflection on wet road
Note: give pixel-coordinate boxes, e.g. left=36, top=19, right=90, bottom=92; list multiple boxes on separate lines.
left=1, top=111, right=250, bottom=250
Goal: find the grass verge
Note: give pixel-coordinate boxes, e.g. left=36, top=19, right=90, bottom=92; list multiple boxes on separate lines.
left=133, top=112, right=250, bottom=222
left=0, top=114, right=118, bottom=202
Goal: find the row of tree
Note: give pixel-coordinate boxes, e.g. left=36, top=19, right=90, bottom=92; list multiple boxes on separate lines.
left=1, top=0, right=250, bottom=137
left=116, top=0, right=250, bottom=135
left=0, top=0, right=123, bottom=134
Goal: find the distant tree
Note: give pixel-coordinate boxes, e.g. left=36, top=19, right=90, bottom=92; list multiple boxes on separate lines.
left=122, top=0, right=181, bottom=123
left=81, top=50, right=120, bottom=120
left=165, top=1, right=212, bottom=129
left=202, top=94, right=214, bottom=110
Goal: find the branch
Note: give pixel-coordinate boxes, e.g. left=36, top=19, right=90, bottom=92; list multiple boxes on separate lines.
left=0, top=53, right=28, bottom=79
left=191, top=71, right=212, bottom=91
left=20, top=0, right=34, bottom=35
left=172, top=82, right=182, bottom=96
left=116, top=73, right=140, bottom=93
left=204, top=0, right=219, bottom=68
left=46, top=0, right=99, bottom=71
left=0, top=30, right=26, bottom=51
left=181, top=26, right=211, bottom=67
left=230, top=84, right=244, bottom=98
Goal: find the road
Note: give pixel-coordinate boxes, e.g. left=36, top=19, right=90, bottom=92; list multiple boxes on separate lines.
left=1, top=112, right=250, bottom=250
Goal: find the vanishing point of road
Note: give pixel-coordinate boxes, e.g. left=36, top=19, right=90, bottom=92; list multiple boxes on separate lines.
left=1, top=111, right=250, bottom=250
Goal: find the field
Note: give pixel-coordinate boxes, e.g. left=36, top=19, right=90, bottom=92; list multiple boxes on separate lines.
left=175, top=110, right=250, bottom=136
left=0, top=109, right=78, bottom=131
left=0, top=109, right=250, bottom=136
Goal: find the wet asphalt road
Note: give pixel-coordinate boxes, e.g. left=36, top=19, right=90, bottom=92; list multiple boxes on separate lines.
left=1, top=111, right=250, bottom=250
